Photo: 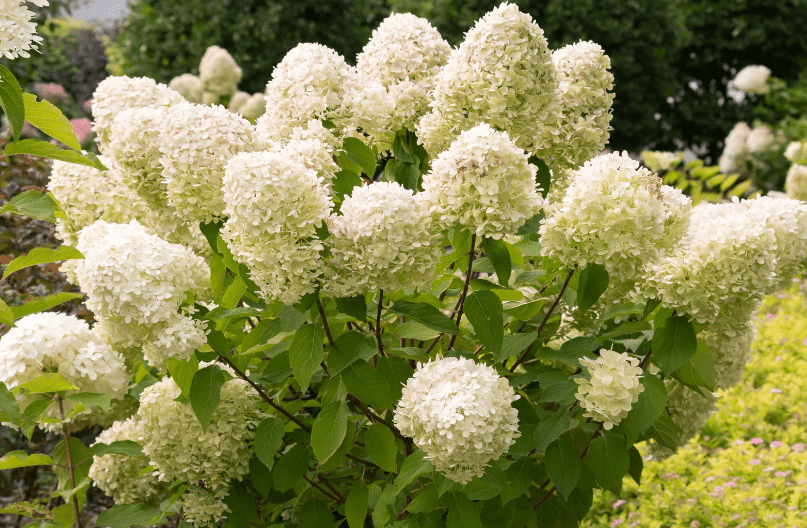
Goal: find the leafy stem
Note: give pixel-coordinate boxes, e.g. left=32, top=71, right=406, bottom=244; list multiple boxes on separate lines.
left=56, top=396, right=82, bottom=528
left=447, top=233, right=477, bottom=350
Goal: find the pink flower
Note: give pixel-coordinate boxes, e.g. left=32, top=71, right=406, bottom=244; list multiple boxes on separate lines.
left=70, top=118, right=93, bottom=145
left=714, top=486, right=724, bottom=492
left=725, top=481, right=736, bottom=487
left=613, top=500, right=627, bottom=509
left=775, top=471, right=786, bottom=477
left=611, top=520, right=623, bottom=527
left=750, top=437, right=764, bottom=446
left=802, top=338, right=807, bottom=346
left=771, top=441, right=783, bottom=448
left=766, top=313, right=776, bottom=319
left=750, top=459, right=761, bottom=466
left=82, top=99, right=93, bottom=115
left=793, top=443, right=805, bottom=453
left=34, top=83, right=69, bottom=104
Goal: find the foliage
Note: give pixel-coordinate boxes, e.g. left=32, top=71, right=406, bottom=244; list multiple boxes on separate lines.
left=647, top=155, right=757, bottom=204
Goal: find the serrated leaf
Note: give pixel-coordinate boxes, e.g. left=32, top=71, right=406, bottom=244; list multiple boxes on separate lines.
left=289, top=323, right=325, bottom=391
left=482, top=237, right=511, bottom=287
left=0, top=501, right=53, bottom=520
left=166, top=356, right=199, bottom=399
left=627, top=374, right=667, bottom=434
left=345, top=481, right=369, bottom=528
left=0, top=298, right=13, bottom=327
left=464, top=290, right=503, bottom=354
left=446, top=491, right=482, bottom=528
left=335, top=295, right=367, bottom=321
left=0, top=189, right=66, bottom=222
left=327, top=331, right=376, bottom=375
left=390, top=301, right=459, bottom=335
left=66, top=392, right=110, bottom=411
left=500, top=456, right=537, bottom=505
left=544, top=439, right=581, bottom=500
left=0, top=381, right=21, bottom=426
left=16, top=373, right=77, bottom=393
left=272, top=444, right=309, bottom=492
left=497, top=332, right=538, bottom=363
left=4, top=139, right=104, bottom=169
left=342, top=360, right=393, bottom=410
left=365, top=423, right=397, bottom=473
left=652, top=315, right=697, bottom=375
left=220, top=273, right=246, bottom=309
left=90, top=440, right=143, bottom=457
left=254, top=416, right=285, bottom=469
left=342, top=136, right=377, bottom=178
left=332, top=169, right=363, bottom=202
left=628, top=446, right=643, bottom=485
left=312, top=400, right=348, bottom=463
left=0, top=65, right=24, bottom=141
left=534, top=409, right=573, bottom=453
left=529, top=156, right=552, bottom=198
left=299, top=499, right=334, bottom=528
left=576, top=264, right=609, bottom=312
left=675, top=340, right=715, bottom=392
left=585, top=433, right=629, bottom=490
left=189, top=365, right=225, bottom=431
left=648, top=410, right=681, bottom=450
left=9, top=292, right=82, bottom=319
left=22, top=93, right=80, bottom=149
left=223, top=480, right=258, bottom=528
left=0, top=451, right=53, bottom=470
left=3, top=245, right=83, bottom=279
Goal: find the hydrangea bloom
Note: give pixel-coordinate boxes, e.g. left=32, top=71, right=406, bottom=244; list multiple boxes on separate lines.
left=137, top=375, right=263, bottom=524
left=354, top=13, right=450, bottom=146
left=784, top=141, right=807, bottom=164
left=746, top=125, right=775, bottom=153
left=540, top=152, right=691, bottom=288
left=169, top=73, right=204, bottom=103
left=324, top=182, right=441, bottom=297
left=393, top=357, right=520, bottom=484
left=718, top=122, right=751, bottom=175
left=0, top=0, right=48, bottom=59
left=0, top=312, right=128, bottom=425
left=664, top=380, right=717, bottom=449
left=141, top=311, right=207, bottom=372
left=228, top=91, right=250, bottom=112
left=540, top=41, right=614, bottom=171
left=575, top=349, right=644, bottom=430
left=785, top=163, right=807, bottom=201
left=643, top=201, right=778, bottom=324
left=48, top=157, right=155, bottom=246
left=159, top=102, right=259, bottom=223
left=89, top=417, right=163, bottom=505
left=74, top=220, right=210, bottom=350
left=702, top=319, right=757, bottom=390
left=417, top=3, right=560, bottom=156
left=732, top=65, right=771, bottom=95
left=199, top=45, right=242, bottom=98
left=221, top=151, right=332, bottom=304
left=258, top=43, right=357, bottom=143
left=91, top=76, right=183, bottom=153
left=421, top=123, right=543, bottom=238
left=238, top=93, right=267, bottom=120
left=641, top=151, right=683, bottom=172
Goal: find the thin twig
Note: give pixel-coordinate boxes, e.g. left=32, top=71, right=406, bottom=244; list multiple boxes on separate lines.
left=316, top=299, right=336, bottom=347
left=347, top=395, right=406, bottom=441
left=447, top=234, right=477, bottom=350
left=57, top=396, right=82, bottom=528
left=318, top=474, right=347, bottom=502
left=303, top=475, right=341, bottom=503
left=375, top=290, right=385, bottom=355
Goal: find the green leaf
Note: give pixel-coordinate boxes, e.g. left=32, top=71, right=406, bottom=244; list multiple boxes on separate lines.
left=375, top=356, right=413, bottom=404
left=446, top=491, right=483, bottom=528
left=345, top=481, right=369, bottom=528
left=652, top=315, right=697, bottom=375
left=95, top=505, right=167, bottom=527
left=0, top=298, right=13, bottom=327
left=166, top=356, right=198, bottom=399
left=0, top=501, right=53, bottom=520
left=0, top=381, right=21, bottom=426
left=312, top=400, right=348, bottom=463
left=392, top=131, right=416, bottom=163
left=480, top=498, right=516, bottom=528
left=333, top=169, right=363, bottom=202
left=0, top=451, right=53, bottom=470
left=464, top=290, right=503, bottom=354
left=389, top=158, right=421, bottom=190
left=585, top=433, right=629, bottom=490
left=576, top=264, right=609, bottom=312
left=648, top=410, right=681, bottom=451
left=199, top=220, right=224, bottom=255
left=221, top=273, right=246, bottom=309
left=500, top=456, right=537, bottom=505
left=342, top=360, right=393, bottom=410
left=16, top=373, right=77, bottom=393
left=390, top=301, right=459, bottom=335
left=365, top=422, right=397, bottom=473
left=496, top=332, right=538, bottom=363
left=530, top=156, right=552, bottom=198
left=327, top=331, right=376, bottom=375
left=189, top=365, right=225, bottom=431
left=3, top=245, right=83, bottom=279
left=481, top=238, right=511, bottom=287
left=9, top=292, right=83, bottom=319
left=4, top=139, right=105, bottom=169
left=534, top=409, right=573, bottom=453
left=675, top=340, right=715, bottom=392
left=544, top=439, right=581, bottom=500
left=273, top=444, right=309, bottom=492
left=66, top=392, right=110, bottom=411
left=335, top=295, right=367, bottom=322
left=0, top=65, right=24, bottom=142
left=90, top=440, right=144, bottom=457
left=342, top=136, right=377, bottom=178
left=22, top=93, right=81, bottom=150
left=254, top=416, right=285, bottom=470
left=299, top=499, right=334, bottom=528
left=223, top=481, right=258, bottom=528
left=0, top=189, right=65, bottom=222
left=628, top=374, right=667, bottom=434
left=628, top=446, right=643, bottom=485
left=289, top=323, right=325, bottom=391
left=393, top=451, right=433, bottom=494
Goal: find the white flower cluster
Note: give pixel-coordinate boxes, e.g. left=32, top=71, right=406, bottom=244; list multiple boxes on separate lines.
left=784, top=141, right=807, bottom=164
left=199, top=45, right=242, bottom=100
left=159, top=102, right=259, bottom=223
left=258, top=43, right=357, bottom=144
left=325, top=182, right=441, bottom=297
left=641, top=151, right=683, bottom=173
left=540, top=152, right=691, bottom=288
left=542, top=41, right=614, bottom=171
left=718, top=122, right=751, bottom=175
left=48, top=157, right=155, bottom=247
left=421, top=123, right=544, bottom=238
left=663, top=380, right=717, bottom=451
left=137, top=375, right=263, bottom=525
left=746, top=124, right=775, bottom=153
left=91, top=76, right=183, bottom=152
left=169, top=73, right=204, bottom=103
left=702, top=320, right=757, bottom=390
left=221, top=151, right=333, bottom=305
left=643, top=201, right=777, bottom=324
left=417, top=3, right=560, bottom=156
left=229, top=91, right=266, bottom=120
left=89, top=417, right=163, bottom=505
left=0, top=312, right=128, bottom=425
left=354, top=13, right=450, bottom=147
left=393, top=357, right=520, bottom=484
left=74, top=221, right=209, bottom=360
left=0, top=0, right=47, bottom=59
left=785, top=163, right=807, bottom=201
left=575, top=349, right=644, bottom=430
left=732, top=65, right=771, bottom=95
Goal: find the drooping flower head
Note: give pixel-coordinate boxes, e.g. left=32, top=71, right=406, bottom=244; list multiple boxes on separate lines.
left=238, top=93, right=267, bottom=120
left=324, top=182, right=441, bottom=297
left=199, top=45, right=242, bottom=98
left=417, top=2, right=560, bottom=156
left=784, top=141, right=807, bottom=164
left=732, top=65, right=771, bottom=95
left=718, top=122, right=751, bottom=175
left=221, top=151, right=333, bottom=305
left=91, top=76, right=183, bottom=153
left=575, top=349, right=644, bottom=430
left=785, top=163, right=807, bottom=201
left=421, top=123, right=544, bottom=238
left=169, top=73, right=204, bottom=103
left=159, top=102, right=259, bottom=223
left=702, top=318, right=757, bottom=390
left=0, top=0, right=48, bottom=60
left=394, top=357, right=520, bottom=484
left=746, top=125, right=775, bottom=153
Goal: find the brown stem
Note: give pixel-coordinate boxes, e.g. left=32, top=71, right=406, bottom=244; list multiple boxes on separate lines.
left=318, top=473, right=347, bottom=502
left=303, top=474, right=341, bottom=503
left=316, top=299, right=336, bottom=347
left=347, top=395, right=406, bottom=441
left=375, top=290, right=385, bottom=355
left=447, top=234, right=477, bottom=350
left=510, top=268, right=575, bottom=372
left=57, top=396, right=82, bottom=528
left=639, top=347, right=654, bottom=370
